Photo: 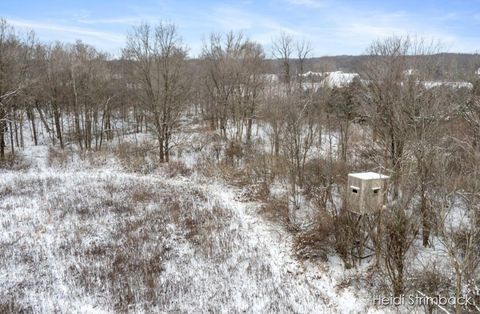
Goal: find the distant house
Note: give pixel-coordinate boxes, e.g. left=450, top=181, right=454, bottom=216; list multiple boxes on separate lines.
left=320, top=71, right=359, bottom=88
left=299, top=71, right=360, bottom=91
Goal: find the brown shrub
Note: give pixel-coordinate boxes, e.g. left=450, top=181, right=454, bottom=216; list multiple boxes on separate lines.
left=258, top=199, right=290, bottom=227
left=130, top=186, right=156, bottom=203
left=0, top=152, right=30, bottom=171
left=235, top=182, right=270, bottom=202
left=225, top=141, right=243, bottom=164
left=332, top=212, right=359, bottom=269
left=114, top=141, right=158, bottom=174
left=412, top=264, right=451, bottom=314
left=294, top=213, right=335, bottom=261
left=0, top=295, right=26, bottom=313
left=217, top=163, right=251, bottom=187
left=303, top=158, right=348, bottom=201
left=163, top=161, right=192, bottom=178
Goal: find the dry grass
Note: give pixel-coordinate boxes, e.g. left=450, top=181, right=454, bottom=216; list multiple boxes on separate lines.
left=0, top=170, right=253, bottom=312
left=162, top=160, right=192, bottom=178
left=47, top=146, right=70, bottom=168
left=0, top=152, right=30, bottom=171
left=113, top=141, right=158, bottom=174
left=257, top=198, right=290, bottom=227
left=294, top=212, right=335, bottom=262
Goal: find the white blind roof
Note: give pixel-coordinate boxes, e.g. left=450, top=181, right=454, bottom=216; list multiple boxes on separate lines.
left=348, top=172, right=389, bottom=180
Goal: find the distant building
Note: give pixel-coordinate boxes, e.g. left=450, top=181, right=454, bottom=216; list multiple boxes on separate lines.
left=321, top=71, right=359, bottom=88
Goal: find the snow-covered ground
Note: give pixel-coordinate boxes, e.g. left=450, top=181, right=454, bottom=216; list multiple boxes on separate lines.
left=0, top=132, right=393, bottom=313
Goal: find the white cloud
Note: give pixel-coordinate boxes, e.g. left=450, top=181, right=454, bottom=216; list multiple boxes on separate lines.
left=78, top=17, right=142, bottom=25
left=76, top=14, right=162, bottom=26
left=212, top=7, right=254, bottom=30
left=4, top=2, right=479, bottom=57
left=317, top=9, right=471, bottom=53
left=8, top=18, right=124, bottom=43
left=286, top=0, right=326, bottom=8
left=211, top=6, right=306, bottom=37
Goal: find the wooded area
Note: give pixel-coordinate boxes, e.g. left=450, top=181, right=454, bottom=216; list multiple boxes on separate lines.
left=1, top=17, right=480, bottom=313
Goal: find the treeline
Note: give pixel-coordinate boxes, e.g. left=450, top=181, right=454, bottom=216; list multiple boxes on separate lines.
left=1, top=17, right=479, bottom=164
left=306, top=53, right=480, bottom=77
left=1, top=17, right=480, bottom=311
left=0, top=18, right=130, bottom=158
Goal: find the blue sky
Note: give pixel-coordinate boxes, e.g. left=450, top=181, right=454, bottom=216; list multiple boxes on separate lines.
left=1, top=0, right=479, bottom=57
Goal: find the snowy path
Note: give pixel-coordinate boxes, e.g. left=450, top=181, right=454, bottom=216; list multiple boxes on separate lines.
left=161, top=175, right=374, bottom=313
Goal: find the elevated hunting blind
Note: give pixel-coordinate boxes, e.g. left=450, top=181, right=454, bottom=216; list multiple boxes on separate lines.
left=347, top=172, right=389, bottom=214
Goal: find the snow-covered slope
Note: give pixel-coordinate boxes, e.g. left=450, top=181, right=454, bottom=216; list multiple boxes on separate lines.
left=0, top=145, right=384, bottom=313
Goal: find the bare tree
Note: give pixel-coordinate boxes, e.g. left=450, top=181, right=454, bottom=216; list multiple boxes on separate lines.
left=272, top=32, right=293, bottom=86
left=262, top=87, right=286, bottom=157
left=325, top=80, right=361, bottom=163
left=201, top=32, right=244, bottom=138
left=124, top=22, right=190, bottom=162
left=383, top=186, right=419, bottom=298
left=296, top=39, right=312, bottom=87
left=241, top=41, right=265, bottom=143
left=360, top=36, right=446, bottom=249
left=361, top=36, right=439, bottom=198
left=201, top=32, right=265, bottom=143
left=0, top=19, right=29, bottom=160
left=432, top=150, right=480, bottom=314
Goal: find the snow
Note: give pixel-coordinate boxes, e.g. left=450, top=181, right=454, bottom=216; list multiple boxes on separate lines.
left=260, top=73, right=279, bottom=83
left=404, top=69, right=417, bottom=76
left=301, top=71, right=325, bottom=77
left=0, top=138, right=386, bottom=313
left=300, top=71, right=359, bottom=90
left=301, top=82, right=323, bottom=91
left=321, top=71, right=359, bottom=88
left=348, top=172, right=389, bottom=180
left=424, top=81, right=473, bottom=89
left=0, top=114, right=407, bottom=313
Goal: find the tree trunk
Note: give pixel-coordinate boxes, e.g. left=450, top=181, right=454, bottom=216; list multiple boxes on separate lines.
left=36, top=102, right=52, bottom=135
left=455, top=267, right=462, bottom=314
left=74, top=110, right=83, bottom=150
left=246, top=117, right=253, bottom=143
left=165, top=134, right=170, bottom=163
left=421, top=186, right=430, bottom=247
left=159, top=136, right=165, bottom=163
left=19, top=115, right=24, bottom=148
left=28, top=108, right=38, bottom=146
left=9, top=121, right=14, bottom=156
left=0, top=123, right=4, bottom=160
left=274, top=123, right=280, bottom=157
left=53, top=102, right=63, bottom=149
left=14, top=118, right=19, bottom=148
